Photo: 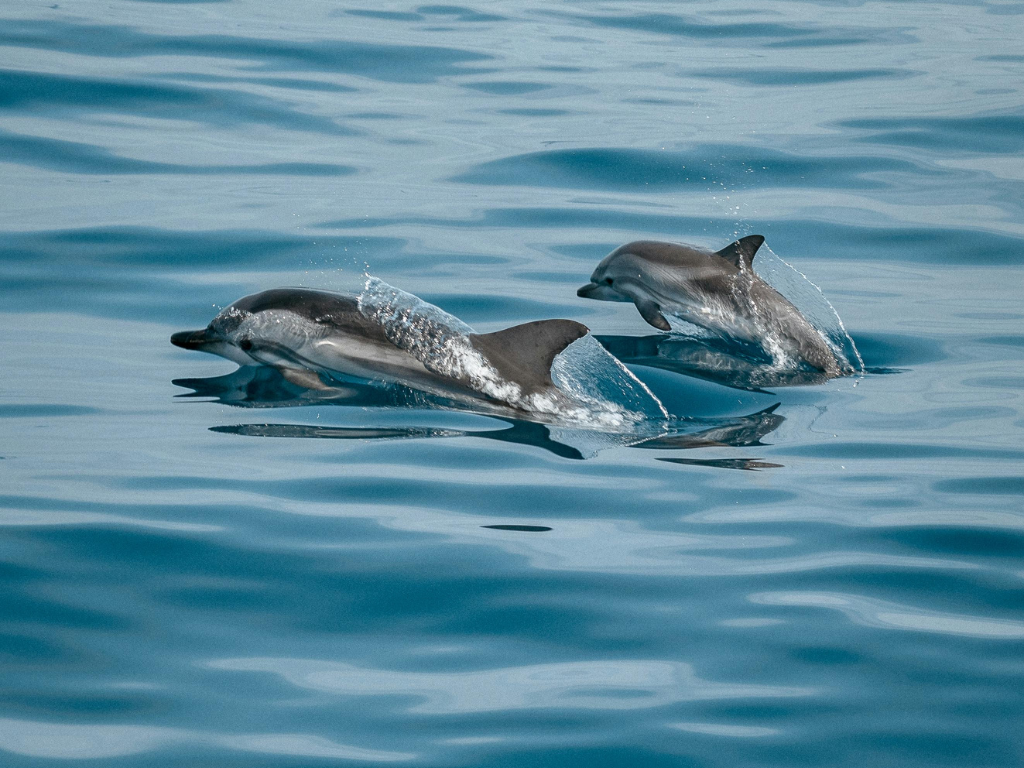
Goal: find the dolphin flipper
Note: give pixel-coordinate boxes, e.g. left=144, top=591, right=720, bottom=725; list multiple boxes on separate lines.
left=469, top=320, right=589, bottom=396
left=635, top=299, right=672, bottom=331
left=715, top=235, right=765, bottom=271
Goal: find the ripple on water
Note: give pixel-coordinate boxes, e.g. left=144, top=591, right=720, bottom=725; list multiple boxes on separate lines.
left=750, top=592, right=1024, bottom=639
left=0, top=19, right=492, bottom=82
left=449, top=146, right=928, bottom=192
left=0, top=718, right=414, bottom=762
left=205, top=657, right=813, bottom=713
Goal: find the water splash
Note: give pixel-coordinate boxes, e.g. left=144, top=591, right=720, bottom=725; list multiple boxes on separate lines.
left=358, top=277, right=667, bottom=427
left=660, top=243, right=863, bottom=378
left=551, top=335, right=668, bottom=421
left=754, top=245, right=865, bottom=372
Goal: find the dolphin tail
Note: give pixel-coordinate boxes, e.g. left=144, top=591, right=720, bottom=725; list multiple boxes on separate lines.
left=715, top=235, right=765, bottom=271
left=469, top=320, right=589, bottom=397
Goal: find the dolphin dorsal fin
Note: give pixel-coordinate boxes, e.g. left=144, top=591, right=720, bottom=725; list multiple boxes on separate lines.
left=715, top=235, right=765, bottom=271
left=469, top=320, right=589, bottom=396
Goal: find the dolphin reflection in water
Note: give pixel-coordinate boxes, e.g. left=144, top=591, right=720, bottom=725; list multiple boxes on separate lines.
left=173, top=365, right=785, bottom=465
left=595, top=334, right=837, bottom=392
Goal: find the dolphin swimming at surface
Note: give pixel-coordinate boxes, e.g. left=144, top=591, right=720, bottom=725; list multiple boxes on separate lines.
left=171, top=287, right=590, bottom=413
left=577, top=236, right=846, bottom=376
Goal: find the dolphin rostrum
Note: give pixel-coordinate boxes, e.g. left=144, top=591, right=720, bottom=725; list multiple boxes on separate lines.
left=577, top=236, right=845, bottom=376
left=171, top=287, right=589, bottom=412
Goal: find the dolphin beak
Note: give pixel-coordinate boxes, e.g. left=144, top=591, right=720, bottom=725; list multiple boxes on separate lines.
left=171, top=329, right=211, bottom=350
left=577, top=282, right=630, bottom=302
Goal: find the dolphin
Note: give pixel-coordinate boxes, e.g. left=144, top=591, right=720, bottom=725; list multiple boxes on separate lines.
left=577, top=236, right=844, bottom=376
left=171, top=287, right=589, bottom=412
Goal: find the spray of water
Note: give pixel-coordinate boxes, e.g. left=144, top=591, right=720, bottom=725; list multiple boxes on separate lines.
left=753, top=245, right=864, bottom=372
left=357, top=277, right=667, bottom=428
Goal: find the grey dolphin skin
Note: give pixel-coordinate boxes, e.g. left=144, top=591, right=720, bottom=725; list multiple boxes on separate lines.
left=577, top=236, right=845, bottom=376
left=171, top=288, right=589, bottom=409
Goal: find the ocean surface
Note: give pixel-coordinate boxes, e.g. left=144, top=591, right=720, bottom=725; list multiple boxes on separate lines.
left=2, top=1, right=1023, bottom=765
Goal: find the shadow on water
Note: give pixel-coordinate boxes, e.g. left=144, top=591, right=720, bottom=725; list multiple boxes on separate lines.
left=656, top=457, right=783, bottom=472
left=173, top=366, right=785, bottom=464
left=633, top=404, right=784, bottom=449
left=596, top=334, right=899, bottom=392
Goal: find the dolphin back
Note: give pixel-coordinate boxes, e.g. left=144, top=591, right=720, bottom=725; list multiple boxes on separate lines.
left=469, top=320, right=589, bottom=397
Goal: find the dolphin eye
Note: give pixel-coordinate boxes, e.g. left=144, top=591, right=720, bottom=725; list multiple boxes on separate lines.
left=239, top=338, right=253, bottom=352
left=604, top=277, right=614, bottom=286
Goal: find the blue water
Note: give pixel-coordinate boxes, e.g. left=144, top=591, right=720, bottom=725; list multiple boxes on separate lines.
left=2, top=1, right=1023, bottom=765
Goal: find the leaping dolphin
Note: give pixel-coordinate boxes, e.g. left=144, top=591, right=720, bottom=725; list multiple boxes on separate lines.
left=577, top=236, right=845, bottom=376
left=171, top=287, right=589, bottom=412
